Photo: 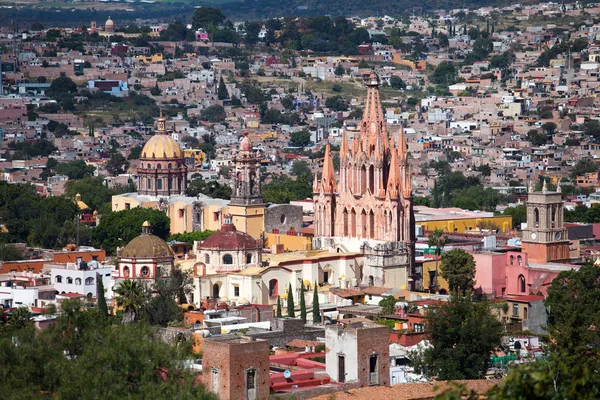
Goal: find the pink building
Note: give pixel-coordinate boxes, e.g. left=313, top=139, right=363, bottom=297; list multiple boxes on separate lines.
left=472, top=185, right=579, bottom=298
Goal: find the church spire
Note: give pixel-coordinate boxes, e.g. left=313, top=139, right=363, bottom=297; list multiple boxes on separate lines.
left=398, top=126, right=407, bottom=164
left=320, top=143, right=336, bottom=194
left=360, top=69, right=387, bottom=156
left=387, top=139, right=401, bottom=198
left=340, top=129, right=349, bottom=157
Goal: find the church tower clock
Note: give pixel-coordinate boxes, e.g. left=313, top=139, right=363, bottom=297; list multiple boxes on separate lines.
left=521, top=181, right=570, bottom=263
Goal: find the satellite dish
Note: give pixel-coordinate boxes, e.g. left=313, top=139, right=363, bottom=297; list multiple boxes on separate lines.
left=283, top=370, right=291, bottom=379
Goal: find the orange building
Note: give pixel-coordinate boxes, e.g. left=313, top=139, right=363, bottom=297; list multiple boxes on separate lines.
left=0, top=248, right=106, bottom=274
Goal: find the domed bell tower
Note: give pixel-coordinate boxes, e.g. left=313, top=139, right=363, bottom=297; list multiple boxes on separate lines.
left=228, top=132, right=265, bottom=240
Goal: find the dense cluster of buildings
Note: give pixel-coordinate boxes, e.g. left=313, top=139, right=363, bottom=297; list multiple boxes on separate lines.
left=3, top=2, right=600, bottom=398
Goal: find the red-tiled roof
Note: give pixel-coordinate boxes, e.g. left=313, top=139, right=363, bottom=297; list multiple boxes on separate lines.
left=361, top=286, right=389, bottom=296
left=200, top=223, right=259, bottom=250
left=330, top=288, right=363, bottom=298
left=309, top=379, right=500, bottom=400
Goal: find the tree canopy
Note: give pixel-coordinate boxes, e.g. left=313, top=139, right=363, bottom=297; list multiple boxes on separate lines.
left=0, top=300, right=214, bottom=399
left=440, top=249, right=476, bottom=294
left=412, top=295, right=503, bottom=380
left=92, top=207, right=170, bottom=255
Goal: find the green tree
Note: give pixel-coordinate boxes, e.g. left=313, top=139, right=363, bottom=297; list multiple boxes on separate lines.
left=379, top=295, right=397, bottom=315
left=312, top=283, right=320, bottom=324
left=106, top=153, right=129, bottom=176
left=440, top=249, right=476, bottom=294
left=150, top=83, right=161, bottom=96
left=200, top=105, right=226, bottom=122
left=428, top=229, right=447, bottom=292
left=526, top=129, right=547, bottom=146
left=503, top=205, right=526, bottom=228
left=545, top=263, right=600, bottom=372
left=97, top=276, right=108, bottom=317
left=412, top=295, right=503, bottom=380
left=192, top=7, right=226, bottom=30
left=168, top=230, right=215, bottom=246
left=430, top=61, right=456, bottom=85
left=92, top=208, right=170, bottom=255
left=277, top=295, right=282, bottom=318
left=55, top=160, right=95, bottom=180
left=300, top=284, right=307, bottom=323
left=289, top=130, right=312, bottom=147
left=0, top=244, right=23, bottom=261
left=262, top=174, right=312, bottom=203
left=541, top=121, right=557, bottom=135
left=291, top=160, right=312, bottom=177
left=389, top=75, right=406, bottom=90
left=64, top=177, right=118, bottom=213
left=49, top=76, right=77, bottom=96
left=287, top=283, right=295, bottom=318
left=9, top=307, right=32, bottom=328
left=334, top=63, right=345, bottom=76
left=217, top=76, right=228, bottom=100
left=114, top=279, right=145, bottom=324
left=570, top=158, right=598, bottom=179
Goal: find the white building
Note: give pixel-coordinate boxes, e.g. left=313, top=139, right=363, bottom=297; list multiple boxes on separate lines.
left=50, top=262, right=114, bottom=300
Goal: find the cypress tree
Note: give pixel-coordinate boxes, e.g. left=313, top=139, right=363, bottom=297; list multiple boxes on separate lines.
left=287, top=283, right=295, bottom=318
left=217, top=76, right=228, bottom=100
left=97, top=274, right=108, bottom=317
left=276, top=295, right=282, bottom=318
left=312, top=282, right=321, bottom=324
left=300, top=283, right=306, bottom=323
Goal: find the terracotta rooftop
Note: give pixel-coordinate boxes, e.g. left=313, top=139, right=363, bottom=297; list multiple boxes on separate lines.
left=361, top=286, right=389, bottom=296
left=309, top=379, right=500, bottom=400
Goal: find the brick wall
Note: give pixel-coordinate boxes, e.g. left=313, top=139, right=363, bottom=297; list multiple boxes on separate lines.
left=356, top=326, right=390, bottom=387
left=203, top=337, right=270, bottom=400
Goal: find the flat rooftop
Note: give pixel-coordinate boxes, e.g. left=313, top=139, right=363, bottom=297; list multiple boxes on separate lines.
left=414, top=206, right=498, bottom=221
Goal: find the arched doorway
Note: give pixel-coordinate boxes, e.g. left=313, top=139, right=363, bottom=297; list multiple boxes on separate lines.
left=212, top=283, right=220, bottom=298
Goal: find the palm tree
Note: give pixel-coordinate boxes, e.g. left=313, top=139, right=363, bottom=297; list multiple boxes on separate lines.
left=114, top=279, right=145, bottom=324
left=428, top=229, right=447, bottom=293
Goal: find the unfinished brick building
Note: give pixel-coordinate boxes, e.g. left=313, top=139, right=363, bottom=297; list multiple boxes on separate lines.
left=202, top=336, right=270, bottom=400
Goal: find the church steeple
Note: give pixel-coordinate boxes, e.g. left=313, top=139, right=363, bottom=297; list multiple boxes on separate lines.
left=228, top=131, right=266, bottom=240
left=314, top=69, right=414, bottom=245
left=231, top=131, right=263, bottom=206
left=320, top=143, right=336, bottom=194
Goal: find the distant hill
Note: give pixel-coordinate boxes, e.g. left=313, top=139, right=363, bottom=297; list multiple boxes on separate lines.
left=0, top=0, right=542, bottom=28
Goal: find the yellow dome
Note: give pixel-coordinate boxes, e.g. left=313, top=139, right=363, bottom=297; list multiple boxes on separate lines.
left=141, top=134, right=182, bottom=159
left=105, top=17, right=115, bottom=27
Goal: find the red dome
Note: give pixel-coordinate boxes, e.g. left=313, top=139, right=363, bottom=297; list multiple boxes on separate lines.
left=200, top=223, right=260, bottom=250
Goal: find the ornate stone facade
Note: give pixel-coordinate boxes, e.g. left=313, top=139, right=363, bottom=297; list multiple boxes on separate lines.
left=313, top=70, right=415, bottom=288
left=137, top=112, right=188, bottom=196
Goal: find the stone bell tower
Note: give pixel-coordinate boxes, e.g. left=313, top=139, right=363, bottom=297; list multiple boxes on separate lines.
left=228, top=132, right=265, bottom=240
left=521, top=181, right=570, bottom=264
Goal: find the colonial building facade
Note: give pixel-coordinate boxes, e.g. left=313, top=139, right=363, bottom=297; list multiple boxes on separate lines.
left=313, top=70, right=415, bottom=288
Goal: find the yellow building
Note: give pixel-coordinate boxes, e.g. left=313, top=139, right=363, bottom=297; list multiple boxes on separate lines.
left=183, top=149, right=206, bottom=167
left=265, top=233, right=312, bottom=252
left=420, top=258, right=450, bottom=294
left=415, top=206, right=512, bottom=234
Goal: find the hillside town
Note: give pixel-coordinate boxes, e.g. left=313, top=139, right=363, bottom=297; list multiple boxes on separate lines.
left=2, top=2, right=600, bottom=399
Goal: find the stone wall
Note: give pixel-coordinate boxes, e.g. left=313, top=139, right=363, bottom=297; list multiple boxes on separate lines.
left=265, top=205, right=303, bottom=234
